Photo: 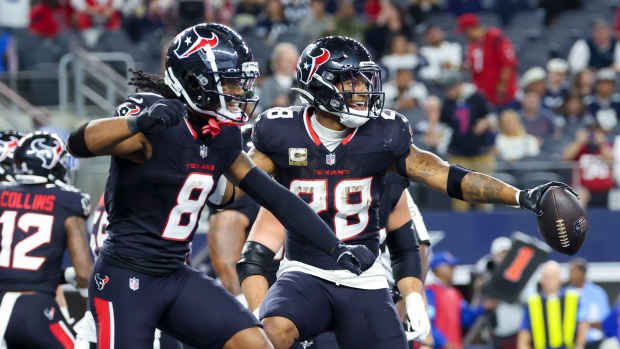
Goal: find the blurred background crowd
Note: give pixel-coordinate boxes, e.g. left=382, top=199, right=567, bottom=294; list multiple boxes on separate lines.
left=2, top=0, right=620, bottom=211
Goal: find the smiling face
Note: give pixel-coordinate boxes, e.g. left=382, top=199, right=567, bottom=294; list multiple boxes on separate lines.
left=336, top=73, right=371, bottom=112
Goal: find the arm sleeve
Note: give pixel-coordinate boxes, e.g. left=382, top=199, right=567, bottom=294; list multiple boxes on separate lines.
left=238, top=167, right=341, bottom=254
left=568, top=40, right=589, bottom=73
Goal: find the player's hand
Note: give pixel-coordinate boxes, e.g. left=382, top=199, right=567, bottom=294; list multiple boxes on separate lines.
left=405, top=292, right=431, bottom=342
left=333, top=243, right=375, bottom=275
left=519, top=181, right=577, bottom=215
left=129, top=99, right=186, bottom=134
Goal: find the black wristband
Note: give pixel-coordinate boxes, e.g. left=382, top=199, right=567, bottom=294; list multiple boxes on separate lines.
left=126, top=116, right=140, bottom=134
left=67, top=123, right=95, bottom=157
left=447, top=164, right=471, bottom=200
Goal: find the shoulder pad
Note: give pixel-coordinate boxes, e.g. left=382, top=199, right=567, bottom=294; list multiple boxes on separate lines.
left=114, top=93, right=163, bottom=118
left=257, top=105, right=305, bottom=123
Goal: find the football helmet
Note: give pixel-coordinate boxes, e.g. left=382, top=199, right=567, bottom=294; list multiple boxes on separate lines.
left=13, top=132, right=70, bottom=183
left=293, top=36, right=384, bottom=128
left=164, top=23, right=260, bottom=125
left=0, top=130, right=24, bottom=182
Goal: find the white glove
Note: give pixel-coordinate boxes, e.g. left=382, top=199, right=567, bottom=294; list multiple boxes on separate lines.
left=405, top=292, right=431, bottom=342
left=64, top=267, right=76, bottom=285
left=74, top=311, right=97, bottom=343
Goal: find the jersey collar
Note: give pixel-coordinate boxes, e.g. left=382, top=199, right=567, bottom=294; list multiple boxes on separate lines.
left=302, top=106, right=358, bottom=147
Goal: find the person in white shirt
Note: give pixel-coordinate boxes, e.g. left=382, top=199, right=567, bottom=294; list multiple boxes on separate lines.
left=381, top=34, right=424, bottom=79
left=568, top=19, right=620, bottom=74
left=419, top=25, right=462, bottom=82
left=384, top=68, right=428, bottom=113
left=496, top=109, right=540, bottom=161
left=258, top=42, right=299, bottom=109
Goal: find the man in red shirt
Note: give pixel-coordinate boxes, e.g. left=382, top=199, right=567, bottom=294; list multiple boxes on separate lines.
left=458, top=13, right=518, bottom=107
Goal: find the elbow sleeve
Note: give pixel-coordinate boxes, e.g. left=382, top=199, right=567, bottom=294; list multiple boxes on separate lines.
left=67, top=123, right=95, bottom=157
left=386, top=220, right=422, bottom=281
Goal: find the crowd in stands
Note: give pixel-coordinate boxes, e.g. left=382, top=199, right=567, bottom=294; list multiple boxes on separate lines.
left=1, top=0, right=620, bottom=209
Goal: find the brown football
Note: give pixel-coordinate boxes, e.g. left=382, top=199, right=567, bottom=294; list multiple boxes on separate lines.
left=536, top=187, right=587, bottom=255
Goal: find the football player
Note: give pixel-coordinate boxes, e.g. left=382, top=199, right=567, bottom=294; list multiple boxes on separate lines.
left=66, top=24, right=373, bottom=349
left=235, top=36, right=571, bottom=349
left=0, top=132, right=92, bottom=348
left=0, top=130, right=24, bottom=183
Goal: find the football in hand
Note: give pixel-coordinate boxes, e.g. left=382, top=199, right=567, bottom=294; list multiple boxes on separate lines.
left=536, top=186, right=587, bottom=255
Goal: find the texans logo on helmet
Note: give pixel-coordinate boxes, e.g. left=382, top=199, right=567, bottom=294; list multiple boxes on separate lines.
left=27, top=138, right=62, bottom=170
left=94, top=273, right=110, bottom=291
left=174, top=29, right=219, bottom=59
left=298, top=48, right=331, bottom=84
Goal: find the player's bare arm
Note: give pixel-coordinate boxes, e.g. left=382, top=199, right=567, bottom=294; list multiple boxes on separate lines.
left=240, top=207, right=285, bottom=312
left=65, top=216, right=92, bottom=289
left=401, top=144, right=519, bottom=205
left=208, top=210, right=249, bottom=296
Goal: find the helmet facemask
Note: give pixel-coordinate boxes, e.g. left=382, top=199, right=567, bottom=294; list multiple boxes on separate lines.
left=295, top=61, right=384, bottom=128
left=166, top=60, right=260, bottom=126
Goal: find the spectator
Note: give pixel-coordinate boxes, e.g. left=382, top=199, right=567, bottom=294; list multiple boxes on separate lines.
left=254, top=0, right=292, bottom=44
left=458, top=13, right=518, bottom=107
left=281, top=0, right=310, bottom=24
left=518, top=261, right=587, bottom=349
left=29, top=0, right=75, bottom=38
left=496, top=110, right=540, bottom=161
left=439, top=71, right=496, bottom=211
left=573, top=68, right=596, bottom=101
left=584, top=69, right=620, bottom=137
left=381, top=35, right=423, bottom=79
left=520, top=92, right=557, bottom=150
left=419, top=25, right=463, bottom=83
left=299, top=0, right=334, bottom=40
left=544, top=58, right=570, bottom=112
left=616, top=7, right=620, bottom=39
left=538, top=0, right=582, bottom=27
left=384, top=68, right=428, bottom=115
left=566, top=258, right=611, bottom=349
left=558, top=92, right=589, bottom=142
left=419, top=95, right=452, bottom=154
left=426, top=252, right=485, bottom=349
left=520, top=67, right=547, bottom=97
left=257, top=42, right=298, bottom=109
left=568, top=19, right=620, bottom=74
left=408, top=0, right=440, bottom=27
left=364, top=3, right=411, bottom=58
left=327, top=0, right=365, bottom=41
left=563, top=118, right=615, bottom=208
left=72, top=0, right=123, bottom=32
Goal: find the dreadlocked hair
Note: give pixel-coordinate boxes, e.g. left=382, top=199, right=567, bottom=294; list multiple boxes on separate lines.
left=128, top=69, right=178, bottom=99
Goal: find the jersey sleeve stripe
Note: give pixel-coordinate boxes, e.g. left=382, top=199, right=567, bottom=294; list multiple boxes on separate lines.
left=49, top=321, right=76, bottom=349
left=94, top=297, right=114, bottom=349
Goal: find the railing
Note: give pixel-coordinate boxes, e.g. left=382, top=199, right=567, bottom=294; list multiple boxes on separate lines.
left=59, top=49, right=135, bottom=116
left=0, top=79, right=50, bottom=128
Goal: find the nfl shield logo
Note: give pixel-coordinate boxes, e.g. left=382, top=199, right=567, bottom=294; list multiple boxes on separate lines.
left=129, top=277, right=140, bottom=291
left=200, top=145, right=208, bottom=158
left=326, top=153, right=336, bottom=166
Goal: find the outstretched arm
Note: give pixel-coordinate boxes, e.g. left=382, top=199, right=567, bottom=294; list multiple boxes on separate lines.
left=400, top=144, right=519, bottom=205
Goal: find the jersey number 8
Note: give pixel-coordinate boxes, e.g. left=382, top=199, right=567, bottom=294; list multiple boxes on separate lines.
left=162, top=173, right=214, bottom=241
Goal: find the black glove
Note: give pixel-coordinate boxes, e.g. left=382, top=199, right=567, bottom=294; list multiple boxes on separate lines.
left=332, top=243, right=376, bottom=275
left=127, top=99, right=186, bottom=134
left=519, top=181, right=578, bottom=215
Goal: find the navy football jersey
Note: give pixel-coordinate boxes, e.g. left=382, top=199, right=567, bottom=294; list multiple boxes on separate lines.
left=252, top=106, right=412, bottom=270
left=379, top=173, right=409, bottom=229
left=101, top=93, right=242, bottom=275
left=0, top=182, right=90, bottom=295
left=88, top=193, right=108, bottom=257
